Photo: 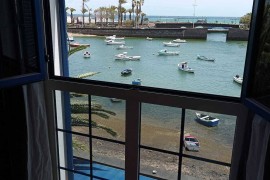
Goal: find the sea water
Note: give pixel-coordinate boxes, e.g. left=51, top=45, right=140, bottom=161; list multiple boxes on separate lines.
left=68, top=33, right=246, bottom=146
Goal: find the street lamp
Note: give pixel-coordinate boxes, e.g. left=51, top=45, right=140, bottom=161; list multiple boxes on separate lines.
left=192, top=0, right=197, bottom=28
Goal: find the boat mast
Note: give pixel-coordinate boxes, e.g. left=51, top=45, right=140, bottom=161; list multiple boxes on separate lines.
left=192, top=0, right=197, bottom=28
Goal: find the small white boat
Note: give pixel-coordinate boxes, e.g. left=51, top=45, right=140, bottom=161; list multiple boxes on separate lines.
left=83, top=51, right=91, bottom=58
left=163, top=42, right=180, bottom=47
left=172, top=39, right=187, bottom=43
left=111, top=98, right=122, bottom=102
left=146, top=37, right=153, bottom=41
left=132, top=78, right=142, bottom=86
left=197, top=55, right=215, bottom=61
left=67, top=36, right=74, bottom=41
left=106, top=40, right=125, bottom=45
left=116, top=44, right=133, bottom=50
left=233, top=75, right=243, bottom=84
left=158, top=49, right=179, bottom=56
left=178, top=62, right=194, bottom=73
left=105, top=35, right=125, bottom=40
left=115, top=52, right=141, bottom=60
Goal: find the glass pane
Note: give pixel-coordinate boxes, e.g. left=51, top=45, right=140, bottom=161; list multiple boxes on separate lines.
left=70, top=92, right=90, bottom=135
left=60, top=0, right=254, bottom=97
left=0, top=0, right=40, bottom=79
left=184, top=110, right=236, bottom=164
left=140, top=148, right=179, bottom=180
left=92, top=139, right=125, bottom=178
left=91, top=96, right=125, bottom=142
left=141, top=103, right=181, bottom=152
left=182, top=158, right=230, bottom=179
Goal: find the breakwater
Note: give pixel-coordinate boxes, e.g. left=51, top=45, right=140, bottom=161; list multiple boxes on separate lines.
left=155, top=22, right=239, bottom=29
left=68, top=28, right=208, bottom=39
left=68, top=27, right=249, bottom=41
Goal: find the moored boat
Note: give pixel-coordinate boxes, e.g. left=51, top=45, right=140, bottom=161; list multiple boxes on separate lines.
left=158, top=49, right=179, bottom=56
left=197, top=55, right=215, bottom=61
left=67, top=36, right=74, bottom=41
left=195, top=112, right=220, bottom=127
left=115, top=52, right=141, bottom=60
left=116, top=44, right=133, bottom=49
left=110, top=98, right=122, bottom=102
left=178, top=62, right=194, bottom=73
left=173, top=38, right=187, bottom=43
left=121, top=68, right=132, bottom=76
left=132, top=78, right=142, bottom=85
left=70, top=42, right=90, bottom=47
left=83, top=51, right=91, bottom=58
left=106, top=40, right=125, bottom=45
left=233, top=75, right=243, bottom=84
left=146, top=37, right=153, bottom=41
left=163, top=41, right=180, bottom=47
left=105, top=35, right=125, bottom=40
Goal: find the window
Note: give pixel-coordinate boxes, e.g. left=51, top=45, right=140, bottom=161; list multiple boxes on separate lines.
left=45, top=0, right=258, bottom=179
left=0, top=0, right=45, bottom=88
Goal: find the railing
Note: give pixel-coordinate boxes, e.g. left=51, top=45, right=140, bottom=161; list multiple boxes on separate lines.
left=45, top=79, right=247, bottom=180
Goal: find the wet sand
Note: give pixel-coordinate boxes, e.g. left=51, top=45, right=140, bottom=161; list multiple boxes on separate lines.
left=72, top=114, right=231, bottom=179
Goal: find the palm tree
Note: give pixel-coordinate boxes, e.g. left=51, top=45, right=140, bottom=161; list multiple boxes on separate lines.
left=132, top=0, right=136, bottom=26
left=121, top=7, right=127, bottom=24
left=99, top=7, right=106, bottom=27
left=70, top=8, right=76, bottom=24
left=94, top=9, right=98, bottom=24
left=118, top=0, right=127, bottom=26
left=140, top=12, right=146, bottom=25
left=84, top=4, right=92, bottom=25
left=82, top=0, right=89, bottom=27
left=109, top=6, right=117, bottom=26
left=105, top=7, right=110, bottom=26
left=127, top=9, right=132, bottom=20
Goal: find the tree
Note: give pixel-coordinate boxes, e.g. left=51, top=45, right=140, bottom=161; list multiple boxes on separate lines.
left=82, top=0, right=89, bottom=27
left=94, top=9, right=98, bottom=24
left=109, top=6, right=117, bottom=26
left=121, top=7, right=127, bottom=24
left=118, top=0, right=127, bottom=26
left=84, top=4, right=92, bottom=25
left=240, top=12, right=252, bottom=29
left=127, top=9, right=132, bottom=20
left=70, top=8, right=76, bottom=24
left=140, top=12, right=146, bottom=25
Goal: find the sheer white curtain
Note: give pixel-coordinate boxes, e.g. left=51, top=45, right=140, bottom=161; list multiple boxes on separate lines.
left=246, top=114, right=270, bottom=180
left=23, top=82, right=53, bottom=180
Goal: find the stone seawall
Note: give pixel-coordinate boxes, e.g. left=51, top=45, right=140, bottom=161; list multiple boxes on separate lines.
left=68, top=28, right=208, bottom=39
left=155, top=23, right=239, bottom=29
left=226, top=28, right=249, bottom=41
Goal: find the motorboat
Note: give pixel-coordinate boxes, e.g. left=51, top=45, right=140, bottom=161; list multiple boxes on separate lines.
left=172, top=38, right=186, bottom=43
left=115, top=52, right=141, bottom=60
left=158, top=49, right=179, bottom=56
left=110, top=98, right=122, bottom=102
left=132, top=78, right=142, bottom=85
left=195, top=112, right=220, bottom=127
left=184, top=135, right=200, bottom=151
left=69, top=42, right=90, bottom=47
left=106, top=40, right=125, bottom=45
left=163, top=41, right=180, bottom=47
left=121, top=68, right=132, bottom=76
left=233, top=75, right=243, bottom=84
left=105, top=35, right=125, bottom=40
left=83, top=51, right=91, bottom=58
left=146, top=37, right=153, bottom=41
left=178, top=62, right=194, bottom=73
left=116, top=44, right=133, bottom=50
left=197, top=55, right=215, bottom=61
left=67, top=36, right=74, bottom=41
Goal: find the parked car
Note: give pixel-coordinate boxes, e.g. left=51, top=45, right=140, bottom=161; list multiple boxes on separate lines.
left=184, top=135, right=200, bottom=151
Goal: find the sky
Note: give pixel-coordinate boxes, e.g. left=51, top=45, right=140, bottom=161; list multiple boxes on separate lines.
left=65, top=0, right=254, bottom=17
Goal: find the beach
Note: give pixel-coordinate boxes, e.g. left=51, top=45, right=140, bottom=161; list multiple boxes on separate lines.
left=72, top=113, right=231, bottom=179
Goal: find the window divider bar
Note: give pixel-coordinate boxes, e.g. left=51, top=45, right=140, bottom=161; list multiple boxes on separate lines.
left=125, top=99, right=141, bottom=180
left=178, top=108, right=186, bottom=180
left=89, top=95, right=93, bottom=180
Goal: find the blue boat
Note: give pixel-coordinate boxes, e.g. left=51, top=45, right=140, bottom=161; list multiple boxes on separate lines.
left=132, top=78, right=142, bottom=85
left=195, top=112, right=219, bottom=127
